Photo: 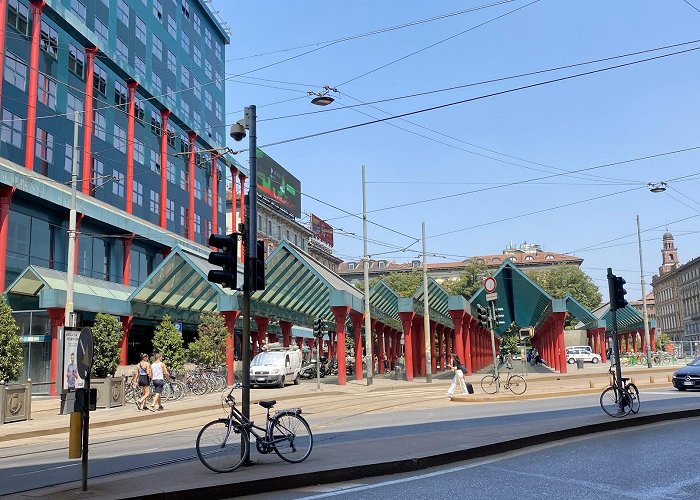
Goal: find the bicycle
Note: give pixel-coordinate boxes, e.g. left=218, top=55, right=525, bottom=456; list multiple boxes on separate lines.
left=480, top=367, right=527, bottom=395
left=599, top=364, right=640, bottom=417
left=196, top=387, right=313, bottom=473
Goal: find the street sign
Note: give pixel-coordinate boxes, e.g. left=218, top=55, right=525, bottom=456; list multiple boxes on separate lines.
left=173, top=322, right=183, bottom=334
left=483, top=276, right=497, bottom=293
left=76, top=327, right=94, bottom=379
left=486, top=292, right=498, bottom=302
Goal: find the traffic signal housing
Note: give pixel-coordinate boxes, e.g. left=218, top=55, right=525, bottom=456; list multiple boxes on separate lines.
left=207, top=233, right=239, bottom=289
left=252, top=240, right=266, bottom=292
left=475, top=304, right=489, bottom=329
left=313, top=319, right=324, bottom=337
left=493, top=306, right=505, bottom=327
left=611, top=275, right=628, bottom=311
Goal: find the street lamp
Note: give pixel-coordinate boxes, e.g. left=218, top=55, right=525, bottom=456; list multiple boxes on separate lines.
left=308, top=86, right=338, bottom=106
left=230, top=106, right=257, bottom=424
left=648, top=182, right=667, bottom=193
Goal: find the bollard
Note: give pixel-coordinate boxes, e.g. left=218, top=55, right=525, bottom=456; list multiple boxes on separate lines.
left=668, top=374, right=672, bottom=382
left=650, top=376, right=655, bottom=384
left=589, top=380, right=594, bottom=388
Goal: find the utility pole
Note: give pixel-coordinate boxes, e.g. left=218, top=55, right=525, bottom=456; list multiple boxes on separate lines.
left=242, top=105, right=256, bottom=422
left=636, top=215, right=652, bottom=368
left=361, top=165, right=373, bottom=385
left=422, top=222, right=431, bottom=383
left=607, top=268, right=623, bottom=396
left=488, top=301, right=499, bottom=392
left=65, top=112, right=79, bottom=329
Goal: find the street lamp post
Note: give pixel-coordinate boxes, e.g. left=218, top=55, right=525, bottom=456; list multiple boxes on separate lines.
left=636, top=215, right=652, bottom=368
left=422, top=222, right=431, bottom=383
left=65, top=113, right=79, bottom=329
left=361, top=165, right=373, bottom=386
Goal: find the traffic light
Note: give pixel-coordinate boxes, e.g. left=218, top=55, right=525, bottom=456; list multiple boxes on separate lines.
left=207, top=233, right=239, bottom=289
left=476, top=304, right=489, bottom=329
left=493, top=307, right=505, bottom=327
left=252, top=240, right=266, bottom=292
left=611, top=275, right=628, bottom=311
left=313, top=319, right=324, bottom=337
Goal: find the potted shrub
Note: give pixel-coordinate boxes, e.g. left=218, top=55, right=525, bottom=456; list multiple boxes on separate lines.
left=90, top=314, right=125, bottom=408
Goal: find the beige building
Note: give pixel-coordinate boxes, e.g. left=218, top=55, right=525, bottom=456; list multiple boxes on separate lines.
left=629, top=292, right=656, bottom=327
left=652, top=231, right=685, bottom=341
left=338, top=241, right=583, bottom=285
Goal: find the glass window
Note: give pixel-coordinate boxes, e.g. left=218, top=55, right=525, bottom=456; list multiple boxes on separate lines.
left=29, top=218, right=51, bottom=267
left=167, top=15, right=176, bottom=38
left=114, top=81, right=128, bottom=111
left=214, top=71, right=222, bottom=90
left=180, top=206, right=188, bottom=235
left=38, top=74, right=57, bottom=109
left=90, top=158, right=104, bottom=196
left=192, top=110, right=200, bottom=127
left=215, top=102, right=222, bottom=121
left=134, top=55, right=146, bottom=81
left=112, top=169, right=125, bottom=197
left=167, top=50, right=176, bottom=74
left=68, top=93, right=84, bottom=126
left=194, top=179, right=202, bottom=200
left=133, top=181, right=143, bottom=206
left=215, top=43, right=222, bottom=62
left=135, top=18, right=146, bottom=44
left=204, top=91, right=212, bottom=110
left=7, top=0, right=29, bottom=36
left=150, top=150, right=160, bottom=173
left=181, top=100, right=189, bottom=118
left=94, top=18, right=108, bottom=46
left=1, top=109, right=23, bottom=148
left=113, top=125, right=126, bottom=153
left=205, top=28, right=212, bottom=48
left=153, top=0, right=163, bottom=21
left=71, top=0, right=86, bottom=23
left=116, top=37, right=128, bottom=61
left=205, top=59, right=212, bottom=79
left=193, top=78, right=201, bottom=100
left=181, top=66, right=190, bottom=88
left=64, top=144, right=74, bottom=173
left=181, top=0, right=190, bottom=19
left=93, top=112, right=106, bottom=140
left=150, top=110, right=162, bottom=136
left=36, top=128, right=54, bottom=165
left=153, top=35, right=163, bottom=61
left=180, top=169, right=188, bottom=191
left=150, top=190, right=159, bottom=213
left=167, top=159, right=176, bottom=183
left=4, top=52, right=27, bottom=90
left=117, top=0, right=130, bottom=25
left=134, top=139, right=145, bottom=164
left=192, top=45, right=201, bottom=67
left=152, top=72, right=162, bottom=92
left=181, top=31, right=190, bottom=55
left=193, top=12, right=201, bottom=33
left=194, top=214, right=201, bottom=234
left=93, top=65, right=107, bottom=96
left=40, top=21, right=58, bottom=58
left=167, top=199, right=175, bottom=221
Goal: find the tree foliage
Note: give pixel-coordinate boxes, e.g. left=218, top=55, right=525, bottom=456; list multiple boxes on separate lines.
left=655, top=332, right=672, bottom=351
left=91, top=313, right=123, bottom=378
left=445, top=260, right=491, bottom=299
left=153, top=314, right=186, bottom=374
left=499, top=323, right=523, bottom=355
left=0, top=297, right=22, bottom=382
left=370, top=271, right=424, bottom=298
left=188, top=312, right=228, bottom=368
left=527, top=265, right=602, bottom=315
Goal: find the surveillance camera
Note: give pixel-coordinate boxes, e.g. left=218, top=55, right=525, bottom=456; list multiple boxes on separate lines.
left=230, top=121, right=246, bottom=142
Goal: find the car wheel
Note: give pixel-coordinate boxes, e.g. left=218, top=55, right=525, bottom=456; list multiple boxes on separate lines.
left=592, top=357, right=599, bottom=364
left=278, top=376, right=285, bottom=388
left=294, top=373, right=300, bottom=385
left=567, top=358, right=575, bottom=364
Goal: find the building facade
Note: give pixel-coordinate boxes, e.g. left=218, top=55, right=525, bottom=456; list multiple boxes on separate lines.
left=652, top=231, right=686, bottom=341
left=338, top=241, right=583, bottom=285
left=0, top=0, right=244, bottom=390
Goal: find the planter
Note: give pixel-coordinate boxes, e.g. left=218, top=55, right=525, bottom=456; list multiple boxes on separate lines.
left=0, top=379, right=32, bottom=424
left=92, top=377, right=125, bottom=408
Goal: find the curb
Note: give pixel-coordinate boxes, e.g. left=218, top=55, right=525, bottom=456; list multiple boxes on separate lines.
left=128, top=407, right=700, bottom=500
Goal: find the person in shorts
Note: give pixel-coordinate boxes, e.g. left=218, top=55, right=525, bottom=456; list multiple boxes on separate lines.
left=132, top=353, right=152, bottom=411
left=149, top=353, right=170, bottom=411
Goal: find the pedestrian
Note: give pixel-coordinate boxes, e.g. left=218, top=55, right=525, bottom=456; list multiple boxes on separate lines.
left=383, top=353, right=389, bottom=372
left=149, top=353, right=170, bottom=411
left=446, top=353, right=469, bottom=398
left=133, top=353, right=152, bottom=411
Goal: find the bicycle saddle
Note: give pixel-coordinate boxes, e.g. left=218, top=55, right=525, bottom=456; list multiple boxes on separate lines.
left=259, top=400, right=277, bottom=409
left=620, top=377, right=630, bottom=383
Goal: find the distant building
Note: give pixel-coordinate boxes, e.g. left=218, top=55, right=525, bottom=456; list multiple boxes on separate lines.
left=652, top=231, right=689, bottom=341
left=629, top=292, right=655, bottom=327
left=338, top=241, right=583, bottom=285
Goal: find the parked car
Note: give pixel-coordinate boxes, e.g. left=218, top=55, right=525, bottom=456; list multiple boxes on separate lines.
left=672, top=357, right=700, bottom=391
left=566, top=348, right=601, bottom=364
left=566, top=346, right=593, bottom=354
left=250, top=346, right=303, bottom=388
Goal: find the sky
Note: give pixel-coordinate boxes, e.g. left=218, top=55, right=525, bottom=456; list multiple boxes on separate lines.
left=212, top=0, right=700, bottom=302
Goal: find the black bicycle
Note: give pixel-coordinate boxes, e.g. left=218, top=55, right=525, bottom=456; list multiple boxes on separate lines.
left=196, top=387, right=313, bottom=473
left=599, top=364, right=640, bottom=417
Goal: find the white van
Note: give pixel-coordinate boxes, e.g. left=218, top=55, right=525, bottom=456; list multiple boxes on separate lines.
left=250, top=345, right=303, bottom=388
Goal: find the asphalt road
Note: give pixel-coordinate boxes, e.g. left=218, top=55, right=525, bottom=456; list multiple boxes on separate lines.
left=0, top=388, right=697, bottom=496
left=262, top=417, right=700, bottom=500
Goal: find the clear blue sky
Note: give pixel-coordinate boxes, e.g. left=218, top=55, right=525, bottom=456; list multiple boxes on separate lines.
left=215, top=0, right=700, bottom=301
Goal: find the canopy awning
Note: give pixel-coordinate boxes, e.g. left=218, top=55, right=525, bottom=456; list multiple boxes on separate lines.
left=412, top=278, right=452, bottom=326
left=592, top=303, right=654, bottom=334
left=5, top=266, right=134, bottom=316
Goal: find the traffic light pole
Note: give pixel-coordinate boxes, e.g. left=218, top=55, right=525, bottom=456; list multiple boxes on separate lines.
left=242, top=105, right=257, bottom=425
left=488, top=301, right=499, bottom=393
left=607, top=268, right=623, bottom=396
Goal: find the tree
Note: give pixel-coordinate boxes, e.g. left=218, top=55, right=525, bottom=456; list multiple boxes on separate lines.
left=188, top=312, right=228, bottom=368
left=499, top=323, right=522, bottom=355
left=0, top=297, right=22, bottom=382
left=378, top=271, right=424, bottom=298
left=153, top=314, right=186, bottom=374
left=445, top=260, right=491, bottom=299
left=91, top=313, right=123, bottom=378
left=655, top=332, right=672, bottom=351
left=527, top=265, right=602, bottom=324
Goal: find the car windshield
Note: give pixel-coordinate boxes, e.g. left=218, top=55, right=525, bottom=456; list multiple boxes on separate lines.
left=251, top=352, right=284, bottom=367
left=687, top=357, right=700, bottom=366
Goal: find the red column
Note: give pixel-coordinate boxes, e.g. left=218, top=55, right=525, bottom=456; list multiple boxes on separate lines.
left=332, top=306, right=350, bottom=385
left=551, top=313, right=567, bottom=374
left=650, top=327, right=656, bottom=352
left=211, top=152, right=219, bottom=234
left=415, top=317, right=425, bottom=377
left=384, top=325, right=393, bottom=367
left=375, top=321, right=384, bottom=374
left=48, top=307, right=64, bottom=397
left=449, top=310, right=466, bottom=366
left=350, top=311, right=363, bottom=381
left=119, top=316, right=131, bottom=365
left=125, top=81, right=138, bottom=213
left=279, top=321, right=292, bottom=347
left=159, top=110, right=170, bottom=228
left=254, top=316, right=269, bottom=351
left=437, top=325, right=445, bottom=372
left=239, top=173, right=246, bottom=263
left=223, top=311, right=240, bottom=386
left=80, top=47, right=97, bottom=192
left=187, top=132, right=197, bottom=240
left=399, top=312, right=415, bottom=381
left=599, top=329, right=607, bottom=363
left=463, top=316, right=474, bottom=375
left=0, top=0, right=7, bottom=110
left=24, top=1, right=45, bottom=172
left=0, top=186, right=15, bottom=291
left=633, top=331, right=639, bottom=352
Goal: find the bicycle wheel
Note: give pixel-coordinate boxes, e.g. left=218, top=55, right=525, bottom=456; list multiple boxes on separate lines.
left=507, top=374, right=527, bottom=395
left=626, top=383, right=640, bottom=414
left=191, top=378, right=208, bottom=396
left=270, top=412, right=313, bottom=464
left=196, top=419, right=249, bottom=473
left=172, top=380, right=186, bottom=400
left=480, top=375, right=498, bottom=394
left=600, top=386, right=632, bottom=417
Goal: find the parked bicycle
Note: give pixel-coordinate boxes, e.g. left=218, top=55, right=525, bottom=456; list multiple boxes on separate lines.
left=481, top=367, right=527, bottom=395
left=196, top=387, right=313, bottom=473
left=599, top=363, right=640, bottom=417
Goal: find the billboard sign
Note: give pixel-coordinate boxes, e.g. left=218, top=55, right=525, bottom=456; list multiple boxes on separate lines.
left=256, top=148, right=301, bottom=218
left=63, top=327, right=84, bottom=390
left=310, top=214, right=334, bottom=247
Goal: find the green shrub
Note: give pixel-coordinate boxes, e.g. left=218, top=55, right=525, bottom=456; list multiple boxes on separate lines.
left=187, top=312, right=228, bottom=369
left=90, top=313, right=123, bottom=378
left=0, top=297, right=22, bottom=381
left=153, top=314, right=185, bottom=374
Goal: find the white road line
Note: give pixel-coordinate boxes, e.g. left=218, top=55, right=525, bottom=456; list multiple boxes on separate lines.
left=11, top=462, right=78, bottom=477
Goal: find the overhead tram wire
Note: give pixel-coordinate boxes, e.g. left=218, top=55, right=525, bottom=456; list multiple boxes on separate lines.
left=682, top=0, right=700, bottom=14
left=332, top=0, right=543, bottom=88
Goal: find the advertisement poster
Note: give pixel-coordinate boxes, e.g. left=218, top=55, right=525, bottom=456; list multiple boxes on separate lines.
left=310, top=214, right=334, bottom=247
left=255, top=148, right=302, bottom=218
left=64, top=328, right=84, bottom=390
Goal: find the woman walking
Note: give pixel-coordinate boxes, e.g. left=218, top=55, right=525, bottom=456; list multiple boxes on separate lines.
left=133, top=353, right=152, bottom=410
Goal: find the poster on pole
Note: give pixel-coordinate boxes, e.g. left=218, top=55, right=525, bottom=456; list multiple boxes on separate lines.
left=63, top=327, right=84, bottom=390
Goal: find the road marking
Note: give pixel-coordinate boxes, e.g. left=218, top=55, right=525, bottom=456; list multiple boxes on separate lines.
left=12, top=463, right=78, bottom=477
